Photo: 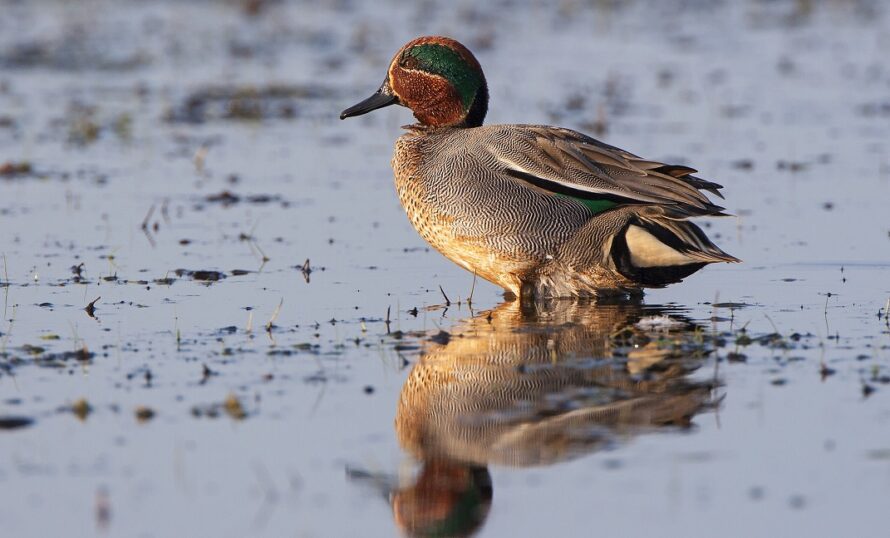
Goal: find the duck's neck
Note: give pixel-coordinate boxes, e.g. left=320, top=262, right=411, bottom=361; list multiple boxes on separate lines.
left=414, top=82, right=488, bottom=130
left=463, top=82, right=488, bottom=128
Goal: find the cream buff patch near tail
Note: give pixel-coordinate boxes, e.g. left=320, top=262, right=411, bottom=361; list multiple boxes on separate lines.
left=624, top=225, right=700, bottom=268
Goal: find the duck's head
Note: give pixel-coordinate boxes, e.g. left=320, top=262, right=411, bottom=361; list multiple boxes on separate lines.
left=340, top=36, right=488, bottom=129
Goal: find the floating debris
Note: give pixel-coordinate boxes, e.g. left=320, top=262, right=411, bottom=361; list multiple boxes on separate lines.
left=134, top=406, right=155, bottom=423
left=199, top=364, right=216, bottom=385
left=205, top=191, right=240, bottom=205
left=429, top=330, right=451, bottom=345
left=66, top=104, right=102, bottom=145
left=203, top=191, right=283, bottom=207
left=191, top=270, right=225, bottom=282
left=223, top=394, right=247, bottom=420
left=71, top=398, right=92, bottom=421
left=727, top=352, right=747, bottom=362
left=0, top=416, right=34, bottom=430
left=777, top=160, right=807, bottom=172
left=0, top=161, right=33, bottom=177
left=635, top=315, right=688, bottom=331
left=191, top=393, right=249, bottom=420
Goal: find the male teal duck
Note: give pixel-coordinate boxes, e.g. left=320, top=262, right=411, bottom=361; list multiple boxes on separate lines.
left=341, top=36, right=739, bottom=299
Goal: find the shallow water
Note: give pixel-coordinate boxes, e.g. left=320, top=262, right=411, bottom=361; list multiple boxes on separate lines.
left=1, top=1, right=889, bottom=536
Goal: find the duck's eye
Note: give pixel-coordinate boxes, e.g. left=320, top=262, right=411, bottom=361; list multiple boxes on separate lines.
left=401, top=55, right=420, bottom=70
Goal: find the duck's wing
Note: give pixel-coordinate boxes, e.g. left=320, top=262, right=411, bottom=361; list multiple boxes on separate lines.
left=486, top=125, right=728, bottom=216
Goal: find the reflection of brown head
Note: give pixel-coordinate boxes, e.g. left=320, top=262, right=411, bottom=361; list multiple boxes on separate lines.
left=391, top=459, right=492, bottom=538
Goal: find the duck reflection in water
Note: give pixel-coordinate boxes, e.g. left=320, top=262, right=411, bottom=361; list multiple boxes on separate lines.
left=351, top=299, right=720, bottom=537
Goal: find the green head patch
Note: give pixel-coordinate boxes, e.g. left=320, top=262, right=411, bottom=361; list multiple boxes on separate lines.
left=403, top=44, right=485, bottom=111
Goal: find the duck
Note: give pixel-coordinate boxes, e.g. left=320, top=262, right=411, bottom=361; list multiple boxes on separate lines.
left=340, top=36, right=738, bottom=299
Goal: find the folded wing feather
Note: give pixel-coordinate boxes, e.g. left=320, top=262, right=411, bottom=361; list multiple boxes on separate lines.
left=489, top=125, right=728, bottom=216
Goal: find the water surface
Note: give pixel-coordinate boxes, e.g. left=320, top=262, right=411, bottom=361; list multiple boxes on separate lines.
left=1, top=1, right=889, bottom=536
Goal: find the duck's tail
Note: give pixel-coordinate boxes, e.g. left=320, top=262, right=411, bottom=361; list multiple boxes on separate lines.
left=611, top=210, right=740, bottom=288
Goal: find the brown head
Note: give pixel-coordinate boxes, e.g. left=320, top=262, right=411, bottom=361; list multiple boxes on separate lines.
left=340, top=36, right=488, bottom=129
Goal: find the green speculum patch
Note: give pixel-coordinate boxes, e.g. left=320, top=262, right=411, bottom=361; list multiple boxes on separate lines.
left=406, top=44, right=484, bottom=110
left=557, top=194, right=618, bottom=215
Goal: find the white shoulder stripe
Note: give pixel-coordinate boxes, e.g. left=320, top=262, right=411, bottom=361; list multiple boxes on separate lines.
left=494, top=153, right=663, bottom=202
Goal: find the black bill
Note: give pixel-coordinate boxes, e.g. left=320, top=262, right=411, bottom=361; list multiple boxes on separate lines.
left=340, top=87, right=399, bottom=120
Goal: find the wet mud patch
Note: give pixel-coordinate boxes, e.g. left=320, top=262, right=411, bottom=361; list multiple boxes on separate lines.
left=201, top=190, right=287, bottom=208
left=175, top=269, right=227, bottom=282
left=0, top=161, right=33, bottom=178
left=164, top=84, right=334, bottom=124
left=0, top=35, right=148, bottom=72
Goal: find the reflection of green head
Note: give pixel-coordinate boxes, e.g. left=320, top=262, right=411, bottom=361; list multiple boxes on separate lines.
left=392, top=460, right=492, bottom=538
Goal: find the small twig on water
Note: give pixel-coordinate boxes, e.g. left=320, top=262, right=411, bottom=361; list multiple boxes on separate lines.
left=242, top=221, right=270, bottom=263
left=141, top=204, right=156, bottom=231
left=468, top=272, right=477, bottom=306
left=175, top=320, right=181, bottom=351
left=301, top=258, right=312, bottom=283
left=160, top=198, right=171, bottom=225
left=884, top=297, right=890, bottom=328
left=823, top=292, right=834, bottom=334
left=763, top=313, right=780, bottom=335
left=1, top=305, right=16, bottom=356
left=253, top=240, right=269, bottom=263
left=385, top=306, right=391, bottom=334
left=141, top=204, right=157, bottom=247
left=85, top=297, right=100, bottom=319
left=194, top=145, right=208, bottom=173
left=439, top=285, right=451, bottom=307
left=2, top=253, right=9, bottom=319
left=266, top=298, right=283, bottom=332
